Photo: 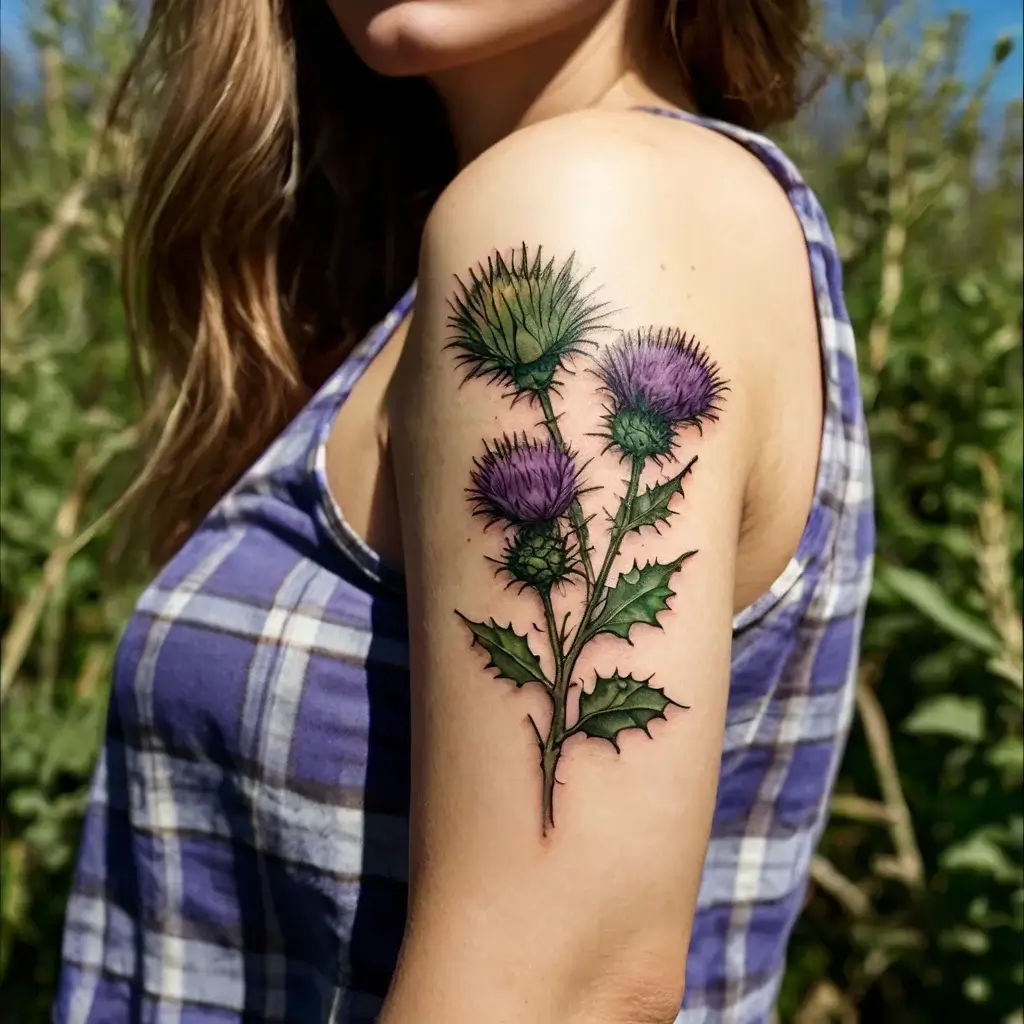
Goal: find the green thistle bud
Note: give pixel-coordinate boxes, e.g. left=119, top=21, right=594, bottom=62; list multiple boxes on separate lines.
left=609, top=408, right=674, bottom=460
left=503, top=523, right=572, bottom=589
left=447, top=244, right=608, bottom=394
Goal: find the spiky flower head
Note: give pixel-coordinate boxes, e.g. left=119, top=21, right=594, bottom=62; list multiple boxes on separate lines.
left=503, top=523, right=574, bottom=589
left=447, top=244, right=608, bottom=394
left=596, top=327, right=727, bottom=460
left=468, top=434, right=584, bottom=527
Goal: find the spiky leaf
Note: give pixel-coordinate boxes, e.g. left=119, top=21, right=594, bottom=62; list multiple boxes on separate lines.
left=457, top=613, right=548, bottom=687
left=614, top=458, right=697, bottom=534
left=574, top=672, right=685, bottom=750
left=590, top=554, right=694, bottom=641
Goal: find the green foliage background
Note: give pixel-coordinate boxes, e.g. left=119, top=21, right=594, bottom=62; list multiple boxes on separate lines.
left=1, top=3, right=1021, bottom=1021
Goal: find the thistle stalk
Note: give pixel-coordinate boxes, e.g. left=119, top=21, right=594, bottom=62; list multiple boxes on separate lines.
left=538, top=455, right=645, bottom=832
left=539, top=588, right=564, bottom=681
left=575, top=457, right=644, bottom=650
left=537, top=389, right=595, bottom=590
left=540, top=679, right=568, bottom=833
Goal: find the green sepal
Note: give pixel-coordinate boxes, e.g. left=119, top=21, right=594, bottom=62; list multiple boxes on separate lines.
left=446, top=244, right=608, bottom=392
left=457, top=613, right=548, bottom=688
left=590, top=553, right=695, bottom=642
left=607, top=407, right=674, bottom=460
left=614, top=459, right=696, bottom=534
left=503, top=523, right=572, bottom=589
left=574, top=672, right=685, bottom=750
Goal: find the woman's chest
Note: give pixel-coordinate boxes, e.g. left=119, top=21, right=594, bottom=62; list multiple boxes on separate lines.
left=113, top=525, right=411, bottom=803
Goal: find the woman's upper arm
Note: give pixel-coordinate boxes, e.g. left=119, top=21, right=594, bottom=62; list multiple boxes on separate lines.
left=384, top=113, right=807, bottom=1024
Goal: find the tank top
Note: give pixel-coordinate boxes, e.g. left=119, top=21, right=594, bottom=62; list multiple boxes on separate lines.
left=56, top=108, right=874, bottom=1024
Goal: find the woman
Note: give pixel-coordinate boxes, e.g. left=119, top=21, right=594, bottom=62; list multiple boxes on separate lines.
left=56, top=1, right=873, bottom=1022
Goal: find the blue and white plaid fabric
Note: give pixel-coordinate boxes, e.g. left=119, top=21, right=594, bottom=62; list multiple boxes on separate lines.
left=56, top=109, right=874, bottom=1024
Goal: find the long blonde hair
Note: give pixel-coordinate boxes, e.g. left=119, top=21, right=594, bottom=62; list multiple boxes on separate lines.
left=120, top=0, right=808, bottom=563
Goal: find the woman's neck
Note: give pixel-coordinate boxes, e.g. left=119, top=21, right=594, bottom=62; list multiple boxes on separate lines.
left=429, top=1, right=679, bottom=167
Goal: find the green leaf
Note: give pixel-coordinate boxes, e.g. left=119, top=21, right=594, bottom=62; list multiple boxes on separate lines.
left=573, top=672, right=685, bottom=750
left=903, top=694, right=986, bottom=743
left=457, top=613, right=548, bottom=688
left=590, top=553, right=695, bottom=641
left=940, top=831, right=1020, bottom=883
left=938, top=926, right=990, bottom=956
left=987, top=737, right=1024, bottom=781
left=993, top=35, right=1014, bottom=65
left=876, top=565, right=1001, bottom=656
left=614, top=459, right=696, bottom=534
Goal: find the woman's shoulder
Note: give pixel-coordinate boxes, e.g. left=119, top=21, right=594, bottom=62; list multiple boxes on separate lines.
left=419, top=106, right=815, bottom=409
left=427, top=106, right=805, bottom=261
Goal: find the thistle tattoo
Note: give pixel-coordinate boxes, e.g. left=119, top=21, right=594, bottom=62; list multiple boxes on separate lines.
left=447, top=242, right=608, bottom=394
left=451, top=245, right=728, bottom=834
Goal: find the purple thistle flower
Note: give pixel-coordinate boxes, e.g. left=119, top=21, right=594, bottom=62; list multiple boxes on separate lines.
left=597, top=327, right=727, bottom=428
left=469, top=434, right=583, bottom=527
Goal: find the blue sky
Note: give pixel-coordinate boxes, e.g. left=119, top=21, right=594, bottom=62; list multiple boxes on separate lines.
left=1, top=1, right=1021, bottom=104
left=828, top=0, right=1023, bottom=104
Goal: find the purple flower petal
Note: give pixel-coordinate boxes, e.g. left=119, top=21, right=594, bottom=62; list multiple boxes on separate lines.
left=597, top=328, right=727, bottom=426
left=469, top=435, right=583, bottom=526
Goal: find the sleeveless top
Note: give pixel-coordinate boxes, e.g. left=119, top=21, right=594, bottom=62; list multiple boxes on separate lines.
left=56, top=109, right=874, bottom=1024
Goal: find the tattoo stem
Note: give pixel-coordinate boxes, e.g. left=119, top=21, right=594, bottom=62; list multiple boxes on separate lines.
left=539, top=588, right=564, bottom=677
left=539, top=455, right=645, bottom=833
left=570, top=455, right=645, bottom=655
left=540, top=668, right=569, bottom=835
left=538, top=585, right=567, bottom=833
left=536, top=389, right=595, bottom=590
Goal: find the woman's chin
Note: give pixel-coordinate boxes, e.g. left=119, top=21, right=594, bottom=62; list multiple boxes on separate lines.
left=355, top=39, right=458, bottom=79
left=345, top=4, right=478, bottom=78
left=332, top=0, right=613, bottom=79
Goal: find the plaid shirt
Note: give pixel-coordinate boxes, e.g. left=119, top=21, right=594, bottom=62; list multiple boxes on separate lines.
left=56, top=109, right=874, bottom=1024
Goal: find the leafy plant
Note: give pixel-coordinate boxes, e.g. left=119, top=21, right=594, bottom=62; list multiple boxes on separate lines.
left=778, top=10, right=1023, bottom=1023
